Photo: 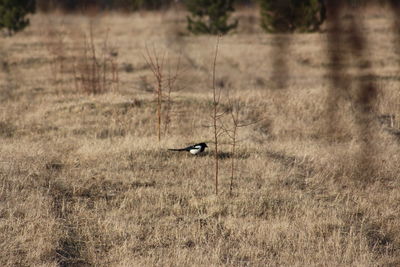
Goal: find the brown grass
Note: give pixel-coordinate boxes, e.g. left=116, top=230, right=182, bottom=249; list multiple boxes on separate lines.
left=1, top=6, right=400, bottom=266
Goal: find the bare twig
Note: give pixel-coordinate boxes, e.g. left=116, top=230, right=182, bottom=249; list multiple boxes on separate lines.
left=212, top=35, right=222, bottom=195
left=222, top=92, right=260, bottom=196
left=143, top=45, right=166, bottom=143
left=144, top=46, right=181, bottom=141
left=73, top=21, right=119, bottom=94
left=164, top=55, right=181, bottom=135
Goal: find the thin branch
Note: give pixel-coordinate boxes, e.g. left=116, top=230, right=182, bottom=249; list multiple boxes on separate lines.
left=143, top=45, right=164, bottom=143
left=164, top=54, right=181, bottom=135
left=222, top=89, right=262, bottom=196
left=212, top=35, right=221, bottom=195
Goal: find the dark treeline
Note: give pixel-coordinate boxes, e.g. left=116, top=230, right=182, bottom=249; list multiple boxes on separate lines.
left=35, top=0, right=393, bottom=13
left=35, top=0, right=262, bottom=12
left=36, top=0, right=174, bottom=12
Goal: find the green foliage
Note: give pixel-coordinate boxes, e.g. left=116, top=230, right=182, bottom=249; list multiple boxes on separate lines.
left=259, top=0, right=326, bottom=33
left=185, top=0, right=238, bottom=35
left=0, top=0, right=35, bottom=35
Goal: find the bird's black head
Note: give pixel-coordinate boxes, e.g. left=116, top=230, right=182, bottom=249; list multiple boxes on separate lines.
left=198, top=142, right=207, bottom=148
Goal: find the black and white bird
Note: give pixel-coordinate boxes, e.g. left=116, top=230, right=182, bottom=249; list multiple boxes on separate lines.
left=168, top=142, right=208, bottom=155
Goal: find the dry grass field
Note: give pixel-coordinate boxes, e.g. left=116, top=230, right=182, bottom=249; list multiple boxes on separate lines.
left=1, top=5, right=400, bottom=266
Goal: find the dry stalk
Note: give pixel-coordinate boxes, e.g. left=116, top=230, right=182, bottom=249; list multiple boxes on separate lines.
left=73, top=21, right=119, bottom=94
left=164, top=56, right=181, bottom=135
left=144, top=46, right=180, bottom=141
left=110, top=56, right=119, bottom=92
left=228, top=100, right=239, bottom=196
left=143, top=45, right=165, bottom=142
left=222, top=94, right=260, bottom=196
left=211, top=35, right=224, bottom=195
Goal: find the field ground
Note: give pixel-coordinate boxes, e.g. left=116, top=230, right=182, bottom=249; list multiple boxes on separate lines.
left=1, top=6, right=400, bottom=266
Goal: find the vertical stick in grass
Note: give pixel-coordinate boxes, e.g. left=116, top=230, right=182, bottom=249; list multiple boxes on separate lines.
left=222, top=94, right=261, bottom=196
left=212, top=36, right=221, bottom=195
left=144, top=46, right=165, bottom=143
left=164, top=56, right=181, bottom=135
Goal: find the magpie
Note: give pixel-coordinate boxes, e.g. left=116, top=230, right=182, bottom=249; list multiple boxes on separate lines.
left=168, top=142, right=208, bottom=155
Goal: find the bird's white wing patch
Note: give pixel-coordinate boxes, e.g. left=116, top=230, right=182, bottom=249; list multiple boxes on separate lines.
left=189, top=146, right=201, bottom=154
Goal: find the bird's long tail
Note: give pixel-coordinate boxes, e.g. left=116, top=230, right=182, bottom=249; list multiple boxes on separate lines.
left=168, top=148, right=187, bottom=151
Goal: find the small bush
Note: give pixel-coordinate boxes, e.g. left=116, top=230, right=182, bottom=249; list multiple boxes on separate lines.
left=73, top=24, right=119, bottom=95
left=185, top=0, right=238, bottom=35
left=0, top=0, right=36, bottom=35
left=259, top=0, right=326, bottom=33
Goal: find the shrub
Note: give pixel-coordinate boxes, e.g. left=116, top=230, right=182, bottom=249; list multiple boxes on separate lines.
left=0, top=0, right=36, bottom=35
left=185, top=0, right=238, bottom=35
left=72, top=24, right=119, bottom=94
left=259, top=0, right=326, bottom=33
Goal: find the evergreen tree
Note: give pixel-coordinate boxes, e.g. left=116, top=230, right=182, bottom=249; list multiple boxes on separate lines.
left=0, top=0, right=36, bottom=35
left=259, top=0, right=325, bottom=33
left=185, top=0, right=238, bottom=35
